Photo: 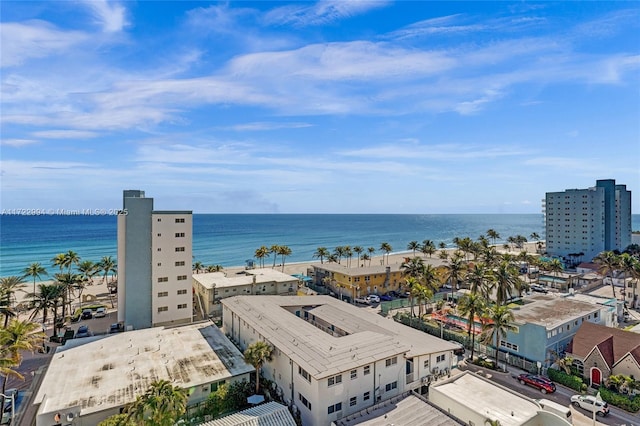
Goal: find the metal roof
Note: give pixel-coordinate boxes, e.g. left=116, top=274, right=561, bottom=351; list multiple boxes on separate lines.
left=35, top=322, right=254, bottom=417
left=199, top=401, right=296, bottom=426
left=222, top=295, right=459, bottom=379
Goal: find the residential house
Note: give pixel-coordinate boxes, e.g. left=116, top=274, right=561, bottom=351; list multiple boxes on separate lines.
left=311, top=263, right=406, bottom=302
left=566, top=321, right=640, bottom=388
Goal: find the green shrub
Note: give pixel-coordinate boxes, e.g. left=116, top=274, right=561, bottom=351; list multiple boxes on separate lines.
left=598, top=386, right=640, bottom=412
left=547, top=368, right=584, bottom=392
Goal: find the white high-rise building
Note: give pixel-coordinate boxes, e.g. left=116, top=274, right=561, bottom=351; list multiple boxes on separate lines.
left=544, top=179, right=632, bottom=262
left=117, top=190, right=193, bottom=330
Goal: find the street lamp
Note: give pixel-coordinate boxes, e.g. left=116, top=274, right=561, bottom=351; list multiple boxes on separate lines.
left=1, top=392, right=15, bottom=426
left=592, top=391, right=603, bottom=426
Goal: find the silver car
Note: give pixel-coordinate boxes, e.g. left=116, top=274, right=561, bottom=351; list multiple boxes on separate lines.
left=570, top=394, right=609, bottom=416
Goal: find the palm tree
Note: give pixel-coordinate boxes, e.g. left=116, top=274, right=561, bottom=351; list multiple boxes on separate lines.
left=407, top=241, right=420, bottom=257
left=466, top=263, right=489, bottom=298
left=353, top=246, right=364, bottom=267
left=51, top=253, right=66, bottom=273
left=401, top=256, right=426, bottom=280
left=458, top=293, right=485, bottom=361
left=487, top=229, right=500, bottom=246
left=277, top=246, right=292, bottom=272
left=482, top=304, right=516, bottom=368
left=0, top=276, right=25, bottom=327
left=254, top=246, right=270, bottom=268
left=244, top=341, right=274, bottom=394
left=78, top=260, right=99, bottom=285
left=98, top=256, right=117, bottom=286
left=192, top=260, right=204, bottom=274
left=62, top=250, right=81, bottom=273
left=404, top=276, right=419, bottom=318
left=334, top=246, right=346, bottom=265
left=23, top=262, right=47, bottom=304
left=380, top=243, right=392, bottom=265
left=127, top=380, right=188, bottom=426
left=344, top=246, right=353, bottom=268
left=28, top=283, right=64, bottom=335
left=492, top=260, right=521, bottom=305
left=443, top=254, right=466, bottom=301
left=270, top=245, right=280, bottom=268
left=0, top=319, right=45, bottom=363
left=206, top=265, right=223, bottom=272
left=618, top=253, right=637, bottom=304
left=367, top=247, right=376, bottom=266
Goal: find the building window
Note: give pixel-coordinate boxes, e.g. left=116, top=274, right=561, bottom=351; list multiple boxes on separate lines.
left=157, top=218, right=161, bottom=222
left=177, top=304, right=187, bottom=309
left=157, top=277, right=168, bottom=283
left=298, top=367, right=311, bottom=383
left=175, top=232, right=185, bottom=238
left=350, top=396, right=357, bottom=407
left=327, top=402, right=342, bottom=414
left=158, top=291, right=168, bottom=297
left=157, top=233, right=161, bottom=237
left=177, top=275, right=187, bottom=280
left=500, top=341, right=519, bottom=351
left=385, top=381, right=398, bottom=392
left=363, top=391, right=370, bottom=401
left=328, top=374, right=342, bottom=387
left=175, top=218, right=185, bottom=223
left=210, top=380, right=225, bottom=392
left=385, top=356, right=397, bottom=367
left=424, top=359, right=429, bottom=369
left=157, top=248, right=161, bottom=251
left=158, top=306, right=168, bottom=312
left=436, top=354, right=445, bottom=363
left=175, top=261, right=185, bottom=266
left=298, top=393, right=311, bottom=410
left=363, top=365, right=370, bottom=375
left=177, top=289, right=187, bottom=295
left=350, top=369, right=357, bottom=380
left=175, top=247, right=185, bottom=252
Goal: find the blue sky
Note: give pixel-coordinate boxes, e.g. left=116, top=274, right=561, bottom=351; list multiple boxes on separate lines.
left=1, top=1, right=639, bottom=214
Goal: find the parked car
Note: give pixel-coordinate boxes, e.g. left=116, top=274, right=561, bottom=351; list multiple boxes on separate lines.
left=81, top=309, right=93, bottom=320
left=109, top=323, right=123, bottom=334
left=354, top=297, right=370, bottom=305
left=517, top=374, right=556, bottom=394
left=366, top=295, right=381, bottom=304
left=570, top=395, right=609, bottom=416
left=530, top=285, right=549, bottom=294
left=76, top=325, right=91, bottom=338
left=94, top=307, right=107, bottom=318
left=380, top=294, right=393, bottom=301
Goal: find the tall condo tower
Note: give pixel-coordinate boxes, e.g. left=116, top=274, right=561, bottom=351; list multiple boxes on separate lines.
left=544, top=179, right=632, bottom=262
left=117, top=190, right=193, bottom=330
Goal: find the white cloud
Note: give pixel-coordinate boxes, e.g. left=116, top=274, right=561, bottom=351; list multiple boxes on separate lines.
left=1, top=139, right=38, bottom=147
left=227, top=122, right=313, bottom=131
left=264, top=0, right=389, bottom=27
left=80, top=0, right=128, bottom=33
left=0, top=21, right=88, bottom=68
left=32, top=130, right=99, bottom=139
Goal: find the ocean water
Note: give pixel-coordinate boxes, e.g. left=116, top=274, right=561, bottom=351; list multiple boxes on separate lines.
left=1, top=214, right=638, bottom=278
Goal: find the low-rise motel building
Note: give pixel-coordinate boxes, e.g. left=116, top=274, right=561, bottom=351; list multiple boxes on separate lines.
left=429, top=371, right=571, bottom=426
left=221, top=295, right=460, bottom=426
left=311, top=263, right=407, bottom=302
left=33, top=323, right=253, bottom=426
left=193, top=268, right=299, bottom=318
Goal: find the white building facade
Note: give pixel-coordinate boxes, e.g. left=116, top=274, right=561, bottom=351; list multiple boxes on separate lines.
left=544, top=179, right=632, bottom=262
left=221, top=295, right=459, bottom=426
left=117, top=190, right=193, bottom=330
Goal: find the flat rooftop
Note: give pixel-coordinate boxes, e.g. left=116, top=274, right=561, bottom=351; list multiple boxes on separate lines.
left=222, top=295, right=459, bottom=379
left=335, top=393, right=461, bottom=426
left=35, top=322, right=253, bottom=416
left=431, top=372, right=540, bottom=426
left=512, top=294, right=599, bottom=329
left=193, top=268, right=297, bottom=290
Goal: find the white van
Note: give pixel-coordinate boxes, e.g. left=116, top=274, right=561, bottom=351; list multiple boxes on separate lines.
left=537, top=398, right=572, bottom=424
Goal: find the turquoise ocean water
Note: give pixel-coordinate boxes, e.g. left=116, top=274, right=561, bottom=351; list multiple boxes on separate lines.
left=1, top=214, right=638, bottom=278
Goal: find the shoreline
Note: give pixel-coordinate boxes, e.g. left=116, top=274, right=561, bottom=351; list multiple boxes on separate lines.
left=13, top=242, right=543, bottom=305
